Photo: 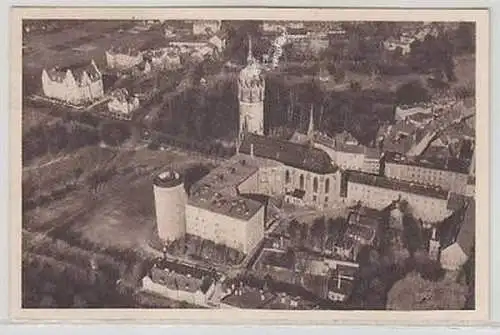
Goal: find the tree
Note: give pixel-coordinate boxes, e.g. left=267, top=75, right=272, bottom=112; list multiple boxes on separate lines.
left=386, top=271, right=468, bottom=310
left=100, top=122, right=131, bottom=147
left=453, top=22, right=475, bottom=54
left=350, top=81, right=362, bottom=92
left=395, top=80, right=430, bottom=105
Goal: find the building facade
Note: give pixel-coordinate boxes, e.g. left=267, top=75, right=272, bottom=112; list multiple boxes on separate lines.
left=185, top=203, right=265, bottom=254
left=41, top=59, right=104, bottom=105
left=107, top=88, right=140, bottom=120
left=146, top=48, right=182, bottom=70
left=347, top=172, right=451, bottom=223
left=105, top=49, right=143, bottom=70
left=282, top=167, right=342, bottom=210
left=141, top=259, right=216, bottom=307
left=384, top=159, right=469, bottom=194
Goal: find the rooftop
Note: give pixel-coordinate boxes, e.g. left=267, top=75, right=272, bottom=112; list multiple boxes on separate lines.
left=153, top=258, right=214, bottom=280
left=327, top=275, right=355, bottom=296
left=153, top=170, right=184, bottom=188
left=347, top=171, right=449, bottom=199
left=220, top=286, right=275, bottom=309
left=313, top=131, right=379, bottom=156
left=348, top=211, right=381, bottom=229
left=187, top=154, right=272, bottom=221
left=385, top=154, right=470, bottom=174
left=46, top=60, right=101, bottom=84
left=345, top=224, right=376, bottom=243
left=150, top=259, right=215, bottom=294
left=240, top=133, right=338, bottom=175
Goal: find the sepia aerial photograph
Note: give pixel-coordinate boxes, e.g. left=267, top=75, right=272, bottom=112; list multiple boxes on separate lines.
left=20, top=17, right=477, bottom=312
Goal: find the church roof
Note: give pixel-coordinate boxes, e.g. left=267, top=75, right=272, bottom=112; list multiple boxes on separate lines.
left=239, top=133, right=337, bottom=174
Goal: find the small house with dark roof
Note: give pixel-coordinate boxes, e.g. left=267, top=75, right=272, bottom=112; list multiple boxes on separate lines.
left=141, top=259, right=216, bottom=307
left=41, top=59, right=104, bottom=105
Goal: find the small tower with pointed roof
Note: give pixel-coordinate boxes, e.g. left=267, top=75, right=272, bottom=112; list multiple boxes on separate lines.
left=238, top=35, right=265, bottom=138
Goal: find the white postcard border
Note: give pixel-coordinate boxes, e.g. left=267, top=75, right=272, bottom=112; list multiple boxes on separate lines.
left=9, top=6, right=491, bottom=325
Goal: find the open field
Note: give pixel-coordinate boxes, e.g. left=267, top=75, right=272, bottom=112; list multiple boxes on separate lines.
left=23, top=21, right=166, bottom=94
left=23, top=145, right=216, bottom=256
left=22, top=105, right=63, bottom=135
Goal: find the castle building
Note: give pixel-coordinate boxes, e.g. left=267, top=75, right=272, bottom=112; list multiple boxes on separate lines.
left=346, top=171, right=452, bottom=223
left=384, top=156, right=469, bottom=194
left=238, top=37, right=265, bottom=137
left=152, top=134, right=340, bottom=254
left=41, top=59, right=104, bottom=105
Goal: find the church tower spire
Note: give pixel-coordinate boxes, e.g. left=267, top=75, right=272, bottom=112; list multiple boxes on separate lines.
left=237, top=34, right=265, bottom=138
left=247, top=34, right=253, bottom=64
left=307, top=104, right=314, bottom=141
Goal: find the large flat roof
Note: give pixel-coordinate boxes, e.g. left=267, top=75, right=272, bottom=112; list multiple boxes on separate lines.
left=187, top=154, right=277, bottom=221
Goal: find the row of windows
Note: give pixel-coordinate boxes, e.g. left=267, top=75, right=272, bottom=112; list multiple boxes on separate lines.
left=285, top=170, right=331, bottom=193
left=349, top=185, right=446, bottom=210
left=311, top=195, right=329, bottom=204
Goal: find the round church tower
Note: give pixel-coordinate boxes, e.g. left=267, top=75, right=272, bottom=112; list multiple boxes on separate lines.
left=238, top=36, right=265, bottom=137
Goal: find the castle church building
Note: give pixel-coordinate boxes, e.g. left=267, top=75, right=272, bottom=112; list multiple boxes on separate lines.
left=238, top=37, right=265, bottom=137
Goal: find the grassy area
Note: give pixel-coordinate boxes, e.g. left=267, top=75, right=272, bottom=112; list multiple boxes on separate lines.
left=22, top=105, right=62, bottom=136
left=23, top=145, right=216, bottom=256
left=22, top=20, right=165, bottom=86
